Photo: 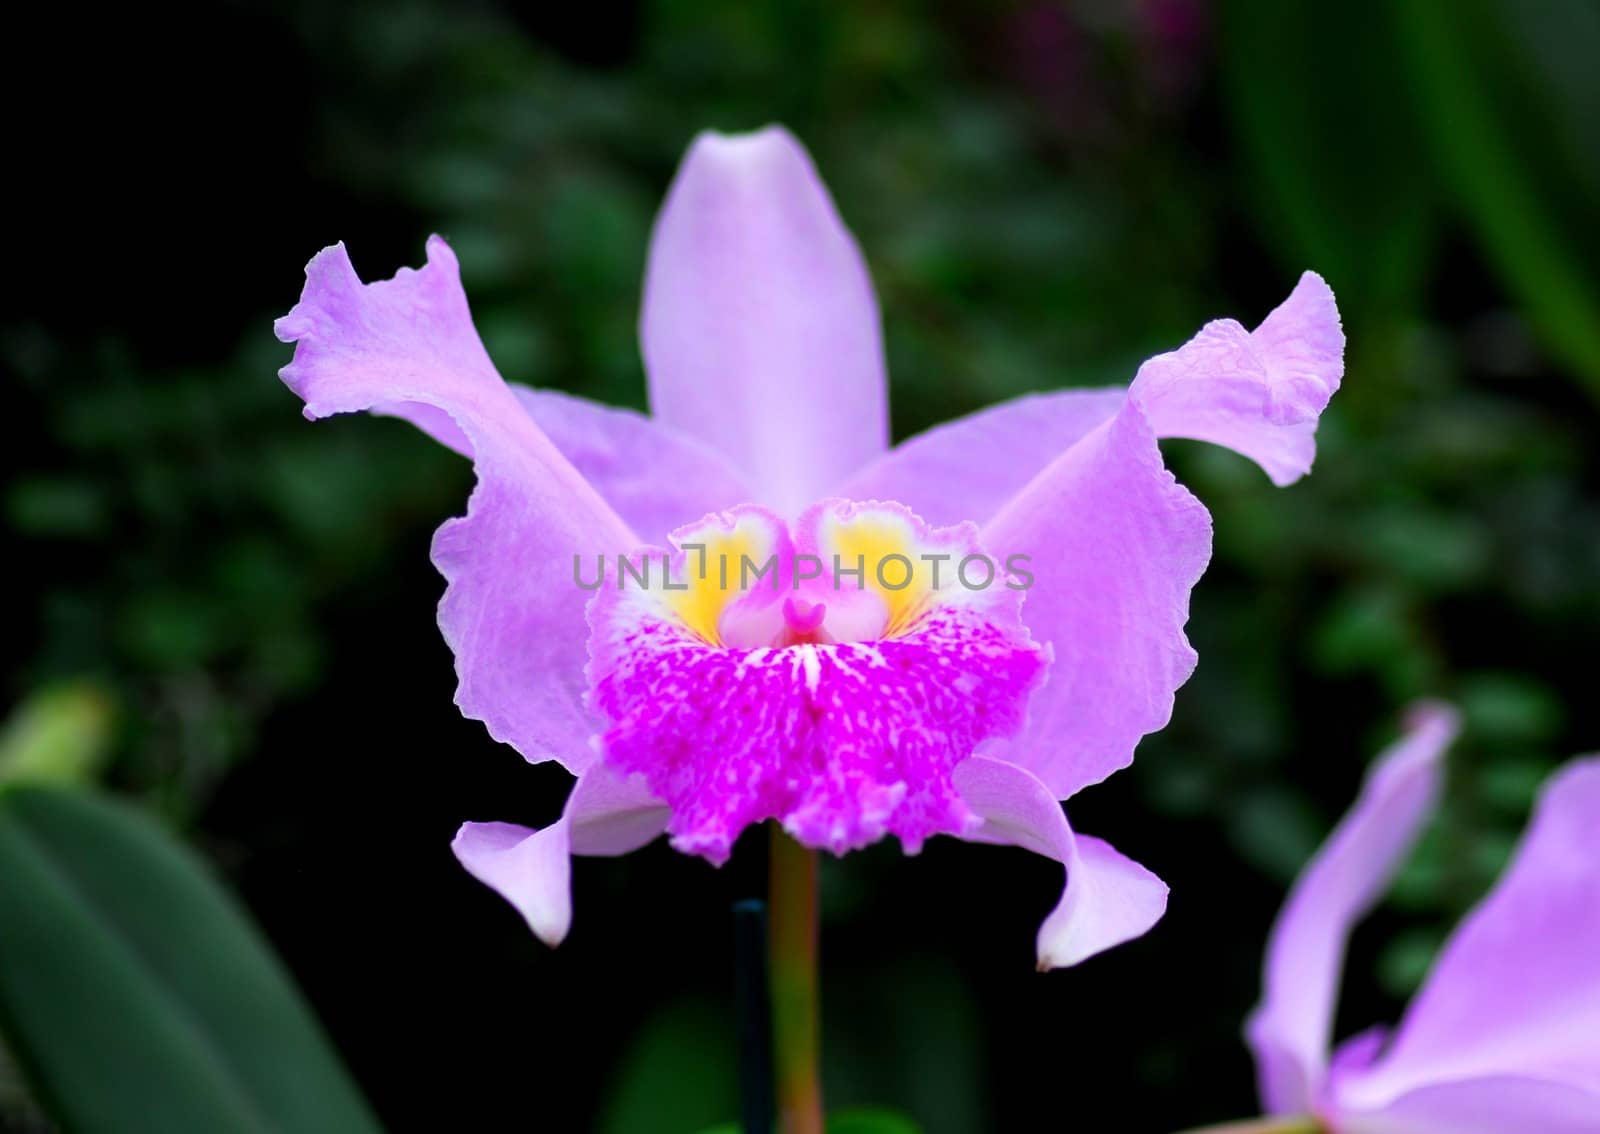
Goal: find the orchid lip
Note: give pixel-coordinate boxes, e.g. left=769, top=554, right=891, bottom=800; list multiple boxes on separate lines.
left=585, top=499, right=1050, bottom=861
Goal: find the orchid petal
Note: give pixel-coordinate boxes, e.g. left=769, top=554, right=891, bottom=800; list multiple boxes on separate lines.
left=978, top=276, right=1343, bottom=799
left=1244, top=704, right=1459, bottom=1116
left=1131, top=271, right=1344, bottom=486
left=275, top=238, right=636, bottom=772
left=510, top=388, right=752, bottom=544
left=1037, top=835, right=1170, bottom=971
left=452, top=821, right=573, bottom=947
left=451, top=763, right=668, bottom=947
left=380, top=387, right=752, bottom=545
left=953, top=755, right=1168, bottom=969
left=838, top=389, right=1128, bottom=527
left=1331, top=1075, right=1600, bottom=1134
left=1331, top=755, right=1600, bottom=1116
left=838, top=272, right=1339, bottom=531
left=978, top=402, right=1211, bottom=798
left=641, top=126, right=888, bottom=514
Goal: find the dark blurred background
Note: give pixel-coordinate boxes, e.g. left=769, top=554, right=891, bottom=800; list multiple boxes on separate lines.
left=6, top=1, right=1600, bottom=1131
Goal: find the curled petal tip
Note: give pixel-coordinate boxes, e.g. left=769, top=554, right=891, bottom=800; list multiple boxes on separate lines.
left=955, top=756, right=1167, bottom=969
left=1295, top=267, right=1336, bottom=303
left=1035, top=856, right=1169, bottom=972
left=1128, top=270, right=1345, bottom=486
left=274, top=241, right=354, bottom=346
left=452, top=820, right=574, bottom=949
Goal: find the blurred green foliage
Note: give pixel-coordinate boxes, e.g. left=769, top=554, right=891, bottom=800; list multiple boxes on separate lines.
left=0, top=786, right=382, bottom=1134
left=8, top=0, right=1600, bottom=1130
left=699, top=1110, right=923, bottom=1134
left=0, top=683, right=116, bottom=790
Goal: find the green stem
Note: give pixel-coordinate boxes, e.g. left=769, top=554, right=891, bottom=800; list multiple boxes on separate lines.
left=1168, top=1119, right=1324, bottom=1134
left=768, top=826, right=823, bottom=1134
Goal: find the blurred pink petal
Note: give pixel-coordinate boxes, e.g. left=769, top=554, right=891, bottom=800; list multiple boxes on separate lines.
left=1245, top=703, right=1459, bottom=1114
left=1332, top=1075, right=1600, bottom=1134
left=1245, top=703, right=1600, bottom=1129
left=1331, top=755, right=1600, bottom=1124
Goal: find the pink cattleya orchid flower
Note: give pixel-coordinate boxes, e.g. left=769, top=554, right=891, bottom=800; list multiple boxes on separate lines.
left=1247, top=703, right=1600, bottom=1132
left=275, top=125, right=1343, bottom=968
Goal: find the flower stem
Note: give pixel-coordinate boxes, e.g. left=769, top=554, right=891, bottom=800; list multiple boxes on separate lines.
left=1167, top=1118, right=1324, bottom=1134
left=768, top=826, right=823, bottom=1134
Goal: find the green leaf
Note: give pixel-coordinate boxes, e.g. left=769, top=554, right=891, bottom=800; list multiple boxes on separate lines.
left=0, top=785, right=384, bottom=1134
left=695, top=1108, right=924, bottom=1134
left=826, top=1108, right=925, bottom=1134
left=1397, top=0, right=1600, bottom=396
left=1219, top=2, right=1436, bottom=317
left=599, top=997, right=738, bottom=1134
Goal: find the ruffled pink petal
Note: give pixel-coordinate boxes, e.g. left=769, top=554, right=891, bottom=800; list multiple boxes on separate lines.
left=837, top=272, right=1339, bottom=531
left=1131, top=272, right=1343, bottom=487
left=451, top=762, right=669, bottom=947
left=953, top=755, right=1167, bottom=969
left=1329, top=755, right=1600, bottom=1120
left=979, top=401, right=1211, bottom=798
left=979, top=276, right=1344, bottom=800
left=275, top=237, right=636, bottom=772
left=586, top=502, right=1047, bottom=862
left=838, top=389, right=1128, bottom=527
left=1243, top=703, right=1458, bottom=1116
left=640, top=127, right=889, bottom=514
